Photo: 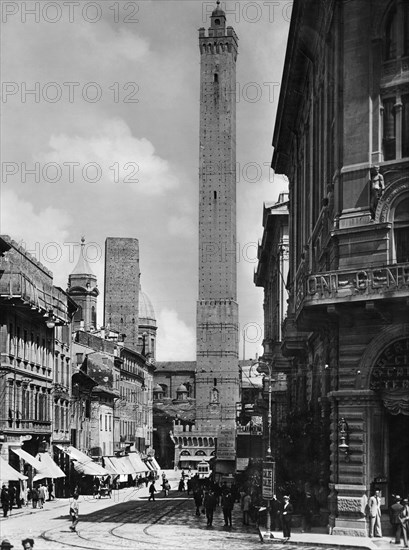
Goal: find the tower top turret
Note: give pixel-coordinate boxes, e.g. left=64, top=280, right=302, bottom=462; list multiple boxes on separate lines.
left=210, top=0, right=226, bottom=32
left=70, top=236, right=95, bottom=278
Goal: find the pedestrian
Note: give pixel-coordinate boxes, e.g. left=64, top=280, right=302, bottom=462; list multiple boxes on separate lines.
left=21, top=538, right=34, bottom=550
left=221, top=490, right=234, bottom=527
left=368, top=488, right=382, bottom=538
left=178, top=477, right=185, bottom=492
left=148, top=481, right=156, bottom=502
left=193, top=488, right=203, bottom=516
left=0, top=540, right=14, bottom=549
left=162, top=478, right=170, bottom=497
left=242, top=492, right=251, bottom=525
left=390, top=495, right=404, bottom=544
left=203, top=488, right=217, bottom=527
left=302, top=491, right=314, bottom=532
left=270, top=494, right=282, bottom=531
left=38, top=484, right=45, bottom=509
left=31, top=487, right=39, bottom=509
left=47, top=480, right=54, bottom=501
left=400, top=498, right=409, bottom=548
left=8, top=485, right=15, bottom=511
left=69, top=494, right=79, bottom=531
left=281, top=495, right=293, bottom=541
left=1, top=486, right=10, bottom=518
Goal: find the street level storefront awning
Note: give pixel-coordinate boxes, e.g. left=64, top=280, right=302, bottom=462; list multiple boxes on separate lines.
left=102, top=457, right=120, bottom=476
left=127, top=453, right=149, bottom=474
left=33, top=452, right=65, bottom=481
left=57, top=445, right=109, bottom=477
left=11, top=448, right=65, bottom=481
left=0, top=456, right=28, bottom=483
left=102, top=457, right=127, bottom=483
left=149, top=457, right=161, bottom=471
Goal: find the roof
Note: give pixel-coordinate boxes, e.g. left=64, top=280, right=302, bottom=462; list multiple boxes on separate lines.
left=155, top=361, right=197, bottom=372
left=139, top=289, right=156, bottom=322
left=70, top=238, right=95, bottom=277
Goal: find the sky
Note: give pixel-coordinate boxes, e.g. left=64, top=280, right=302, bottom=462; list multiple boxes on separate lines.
left=1, top=0, right=291, bottom=361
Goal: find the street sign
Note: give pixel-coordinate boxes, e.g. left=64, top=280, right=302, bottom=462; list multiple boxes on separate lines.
left=262, top=460, right=275, bottom=500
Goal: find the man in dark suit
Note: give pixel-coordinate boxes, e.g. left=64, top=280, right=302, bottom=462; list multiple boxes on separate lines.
left=390, top=495, right=404, bottom=544
left=281, top=495, right=293, bottom=541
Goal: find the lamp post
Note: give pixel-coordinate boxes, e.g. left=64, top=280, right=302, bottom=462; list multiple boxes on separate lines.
left=251, top=360, right=275, bottom=540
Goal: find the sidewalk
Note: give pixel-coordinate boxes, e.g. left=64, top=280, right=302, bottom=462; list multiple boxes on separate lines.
left=259, top=527, right=408, bottom=549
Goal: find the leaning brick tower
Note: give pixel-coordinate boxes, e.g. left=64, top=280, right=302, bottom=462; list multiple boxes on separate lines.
left=196, top=1, right=240, bottom=474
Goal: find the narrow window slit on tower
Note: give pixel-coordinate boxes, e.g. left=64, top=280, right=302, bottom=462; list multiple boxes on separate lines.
left=214, top=191, right=217, bottom=199
left=214, top=73, right=219, bottom=83
left=214, top=378, right=217, bottom=386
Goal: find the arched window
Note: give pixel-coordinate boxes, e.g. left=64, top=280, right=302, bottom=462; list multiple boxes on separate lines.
left=393, top=196, right=409, bottom=263
left=385, top=7, right=397, bottom=60
left=380, top=3, right=409, bottom=160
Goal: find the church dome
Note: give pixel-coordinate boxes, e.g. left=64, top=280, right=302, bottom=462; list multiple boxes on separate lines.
left=176, top=384, right=188, bottom=393
left=153, top=383, right=163, bottom=393
left=139, top=290, right=156, bottom=322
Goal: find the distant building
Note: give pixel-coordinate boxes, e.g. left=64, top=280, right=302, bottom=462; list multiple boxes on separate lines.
left=254, top=193, right=291, bottom=462
left=69, top=239, right=155, bottom=458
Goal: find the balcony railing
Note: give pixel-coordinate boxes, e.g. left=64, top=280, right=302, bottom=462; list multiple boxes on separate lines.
left=0, top=272, right=69, bottom=323
left=296, top=262, right=409, bottom=313
left=1, top=418, right=51, bottom=432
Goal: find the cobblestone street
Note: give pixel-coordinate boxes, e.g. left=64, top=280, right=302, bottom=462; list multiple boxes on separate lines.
left=0, top=473, right=402, bottom=550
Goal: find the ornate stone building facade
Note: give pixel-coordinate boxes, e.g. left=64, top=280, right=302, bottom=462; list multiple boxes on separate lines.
left=0, top=236, right=74, bottom=485
left=272, top=0, right=409, bottom=536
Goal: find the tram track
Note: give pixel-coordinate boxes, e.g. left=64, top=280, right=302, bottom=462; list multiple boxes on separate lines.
left=39, top=494, right=191, bottom=550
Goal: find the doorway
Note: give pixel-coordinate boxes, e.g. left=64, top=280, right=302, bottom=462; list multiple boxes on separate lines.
left=388, top=413, right=409, bottom=497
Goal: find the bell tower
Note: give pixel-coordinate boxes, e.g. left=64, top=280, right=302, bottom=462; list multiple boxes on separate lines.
left=67, top=237, right=99, bottom=332
left=196, top=1, right=239, bottom=471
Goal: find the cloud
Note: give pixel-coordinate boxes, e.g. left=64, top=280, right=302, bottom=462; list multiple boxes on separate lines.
left=34, top=118, right=180, bottom=195
left=0, top=188, right=74, bottom=285
left=168, top=215, right=195, bottom=237
left=156, top=308, right=195, bottom=361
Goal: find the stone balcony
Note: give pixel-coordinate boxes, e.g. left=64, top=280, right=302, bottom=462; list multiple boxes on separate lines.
left=295, top=262, right=409, bottom=317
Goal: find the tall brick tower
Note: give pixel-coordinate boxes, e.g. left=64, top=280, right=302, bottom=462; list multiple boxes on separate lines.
left=196, top=2, right=239, bottom=474
left=104, top=238, right=140, bottom=350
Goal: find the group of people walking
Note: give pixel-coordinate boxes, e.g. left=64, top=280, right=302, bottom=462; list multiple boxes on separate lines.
left=1, top=481, right=55, bottom=517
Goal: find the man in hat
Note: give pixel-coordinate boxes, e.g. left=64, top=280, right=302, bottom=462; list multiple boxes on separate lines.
left=1, top=486, right=10, bottom=518
left=390, top=495, right=404, bottom=544
left=0, top=540, right=14, bottom=549
left=21, top=539, right=34, bottom=550
left=400, top=498, right=409, bottom=548
left=281, top=495, right=293, bottom=541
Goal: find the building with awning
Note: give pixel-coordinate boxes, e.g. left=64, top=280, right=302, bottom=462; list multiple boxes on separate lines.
left=57, top=445, right=109, bottom=476
left=11, top=448, right=65, bottom=482
left=0, top=456, right=28, bottom=483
